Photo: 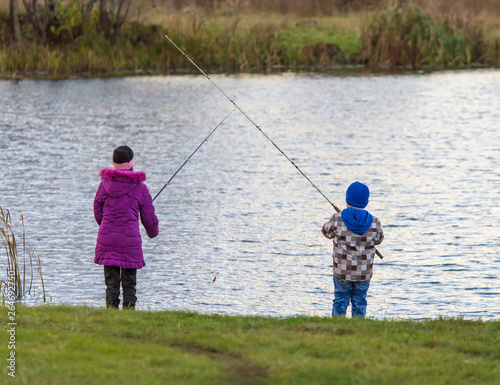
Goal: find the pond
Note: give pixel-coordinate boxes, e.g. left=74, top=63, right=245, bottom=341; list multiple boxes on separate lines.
left=1, top=69, right=499, bottom=319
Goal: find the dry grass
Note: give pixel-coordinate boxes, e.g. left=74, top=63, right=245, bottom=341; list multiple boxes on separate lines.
left=2, top=0, right=498, bottom=20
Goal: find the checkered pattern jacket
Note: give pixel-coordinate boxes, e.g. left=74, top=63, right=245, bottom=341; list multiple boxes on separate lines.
left=322, top=212, right=384, bottom=282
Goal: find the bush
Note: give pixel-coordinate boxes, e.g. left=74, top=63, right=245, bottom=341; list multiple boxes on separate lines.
left=360, top=2, right=499, bottom=68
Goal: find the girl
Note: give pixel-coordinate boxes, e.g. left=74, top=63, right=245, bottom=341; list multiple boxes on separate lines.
left=94, top=145, right=159, bottom=309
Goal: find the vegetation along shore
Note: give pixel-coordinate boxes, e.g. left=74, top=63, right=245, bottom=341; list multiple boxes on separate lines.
left=1, top=0, right=500, bottom=79
left=1, top=305, right=498, bottom=384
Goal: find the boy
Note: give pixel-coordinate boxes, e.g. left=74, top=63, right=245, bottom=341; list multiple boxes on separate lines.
left=322, top=181, right=384, bottom=318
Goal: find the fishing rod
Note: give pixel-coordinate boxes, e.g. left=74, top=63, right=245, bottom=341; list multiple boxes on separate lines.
left=164, top=35, right=383, bottom=259
left=152, top=109, right=235, bottom=202
left=165, top=35, right=340, bottom=211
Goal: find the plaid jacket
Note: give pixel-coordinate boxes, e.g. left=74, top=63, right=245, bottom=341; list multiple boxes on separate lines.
left=322, top=212, right=384, bottom=282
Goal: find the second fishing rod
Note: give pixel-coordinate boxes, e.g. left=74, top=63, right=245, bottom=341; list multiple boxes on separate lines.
left=152, top=109, right=234, bottom=202
left=164, top=34, right=383, bottom=259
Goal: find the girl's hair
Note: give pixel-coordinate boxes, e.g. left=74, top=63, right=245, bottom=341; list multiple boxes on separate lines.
left=113, top=146, right=134, bottom=164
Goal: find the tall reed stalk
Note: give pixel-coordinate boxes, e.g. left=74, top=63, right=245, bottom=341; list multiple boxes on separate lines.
left=0, top=207, right=47, bottom=303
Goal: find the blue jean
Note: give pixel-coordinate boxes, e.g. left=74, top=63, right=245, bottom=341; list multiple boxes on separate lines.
left=332, top=276, right=370, bottom=318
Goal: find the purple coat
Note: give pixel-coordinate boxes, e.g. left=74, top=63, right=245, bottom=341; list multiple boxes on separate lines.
left=94, top=168, right=159, bottom=269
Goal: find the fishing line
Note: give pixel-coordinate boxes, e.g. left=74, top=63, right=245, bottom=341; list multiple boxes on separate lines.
left=152, top=109, right=235, bottom=202
left=165, top=35, right=340, bottom=211
left=164, top=35, right=383, bottom=259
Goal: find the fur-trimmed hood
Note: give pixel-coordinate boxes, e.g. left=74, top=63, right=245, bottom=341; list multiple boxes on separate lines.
left=99, top=168, right=147, bottom=198
left=99, top=168, right=146, bottom=183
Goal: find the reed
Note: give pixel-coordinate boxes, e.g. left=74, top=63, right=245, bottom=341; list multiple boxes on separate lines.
left=0, top=207, right=47, bottom=304
left=360, top=1, right=500, bottom=68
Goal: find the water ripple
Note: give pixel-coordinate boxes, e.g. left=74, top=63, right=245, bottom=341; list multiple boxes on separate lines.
left=0, top=70, right=499, bottom=319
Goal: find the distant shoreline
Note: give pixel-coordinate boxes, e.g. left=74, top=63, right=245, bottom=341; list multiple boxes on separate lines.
left=1, top=63, right=497, bottom=81
left=1, top=3, right=499, bottom=80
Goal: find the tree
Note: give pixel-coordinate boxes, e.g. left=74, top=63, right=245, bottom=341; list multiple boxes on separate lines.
left=99, top=0, right=132, bottom=43
left=10, top=0, right=22, bottom=43
left=22, top=0, right=60, bottom=44
left=79, top=0, right=97, bottom=24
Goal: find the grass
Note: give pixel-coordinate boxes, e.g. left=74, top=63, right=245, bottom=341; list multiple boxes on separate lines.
left=1, top=305, right=498, bottom=384
left=277, top=14, right=363, bottom=63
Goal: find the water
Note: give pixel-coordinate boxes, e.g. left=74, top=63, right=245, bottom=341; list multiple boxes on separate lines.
left=1, top=70, right=499, bottom=320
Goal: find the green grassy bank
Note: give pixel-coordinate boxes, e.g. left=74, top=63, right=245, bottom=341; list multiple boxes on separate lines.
left=1, top=305, right=499, bottom=384
left=1, top=1, right=500, bottom=78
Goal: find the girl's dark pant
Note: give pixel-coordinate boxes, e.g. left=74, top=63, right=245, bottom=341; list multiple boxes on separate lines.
left=104, top=266, right=137, bottom=309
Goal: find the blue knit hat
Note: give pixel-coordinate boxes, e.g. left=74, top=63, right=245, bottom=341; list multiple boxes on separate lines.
left=346, top=182, right=370, bottom=209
